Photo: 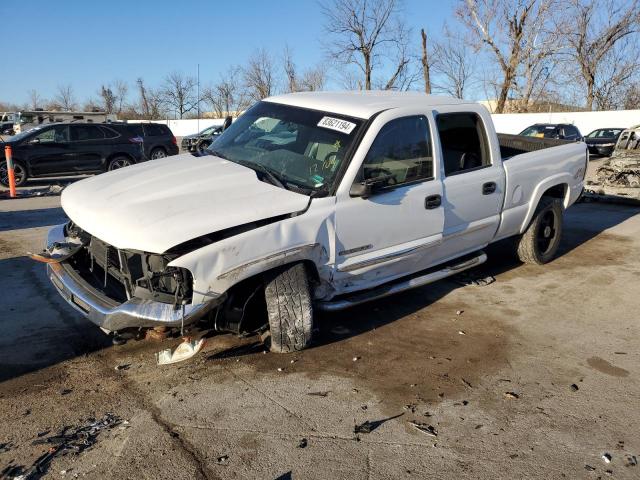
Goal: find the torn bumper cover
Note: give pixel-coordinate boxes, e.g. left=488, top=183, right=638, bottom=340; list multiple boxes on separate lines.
left=45, top=224, right=223, bottom=332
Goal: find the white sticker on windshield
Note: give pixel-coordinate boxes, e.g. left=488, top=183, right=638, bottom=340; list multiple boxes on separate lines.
left=317, top=116, right=356, bottom=134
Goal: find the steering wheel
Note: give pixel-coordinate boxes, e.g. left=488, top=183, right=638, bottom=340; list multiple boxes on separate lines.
left=365, top=167, right=398, bottom=185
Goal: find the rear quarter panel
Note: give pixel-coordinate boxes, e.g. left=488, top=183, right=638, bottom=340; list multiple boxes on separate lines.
left=495, top=142, right=587, bottom=240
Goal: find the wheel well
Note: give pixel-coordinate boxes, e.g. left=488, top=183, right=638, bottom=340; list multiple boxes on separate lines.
left=151, top=146, right=166, bottom=153
left=541, top=183, right=567, bottom=201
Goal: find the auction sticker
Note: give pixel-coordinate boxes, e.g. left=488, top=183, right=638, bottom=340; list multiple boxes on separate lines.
left=317, top=116, right=357, bottom=134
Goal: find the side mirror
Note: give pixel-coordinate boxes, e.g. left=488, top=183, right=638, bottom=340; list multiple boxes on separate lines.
left=349, top=182, right=373, bottom=198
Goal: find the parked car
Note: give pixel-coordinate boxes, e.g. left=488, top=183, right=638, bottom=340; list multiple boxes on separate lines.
left=180, top=124, right=223, bottom=152
left=181, top=117, right=232, bottom=154
left=584, top=128, right=624, bottom=157
left=0, top=122, right=178, bottom=187
left=519, top=123, right=583, bottom=141
left=43, top=92, right=586, bottom=352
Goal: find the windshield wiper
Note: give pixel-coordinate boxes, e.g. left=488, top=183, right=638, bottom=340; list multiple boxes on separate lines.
left=237, top=160, right=287, bottom=189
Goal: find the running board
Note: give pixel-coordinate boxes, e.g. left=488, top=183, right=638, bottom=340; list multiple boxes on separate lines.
left=316, top=251, right=487, bottom=312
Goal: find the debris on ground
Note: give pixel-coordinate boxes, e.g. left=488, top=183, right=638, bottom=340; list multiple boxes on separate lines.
left=2, top=184, right=66, bottom=200
left=408, top=421, right=438, bottom=437
left=456, top=310, right=464, bottom=316
left=458, top=330, right=466, bottom=335
left=352, top=356, right=360, bottom=362
left=5, top=413, right=121, bottom=479
left=461, top=378, right=473, bottom=388
left=602, top=453, right=612, bottom=463
left=624, top=455, right=638, bottom=467
left=354, top=414, right=403, bottom=435
left=216, top=455, right=229, bottom=465
left=503, top=391, right=520, bottom=399
left=306, top=391, right=331, bottom=397
left=570, top=383, right=579, bottom=392
left=156, top=338, right=205, bottom=365
left=585, top=464, right=596, bottom=471
left=298, top=438, right=308, bottom=448
left=114, top=364, right=131, bottom=371
left=453, top=272, right=496, bottom=287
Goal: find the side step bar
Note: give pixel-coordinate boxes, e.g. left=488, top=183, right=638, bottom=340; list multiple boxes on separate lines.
left=316, top=251, right=487, bottom=312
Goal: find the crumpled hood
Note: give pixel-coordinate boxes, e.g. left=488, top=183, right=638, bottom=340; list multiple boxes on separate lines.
left=61, top=154, right=310, bottom=253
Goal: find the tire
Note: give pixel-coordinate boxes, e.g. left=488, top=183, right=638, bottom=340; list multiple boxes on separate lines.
left=516, top=197, right=563, bottom=265
left=195, top=139, right=211, bottom=156
left=264, top=263, right=314, bottom=353
left=150, top=147, right=167, bottom=159
left=107, top=156, right=133, bottom=171
left=0, top=159, right=28, bottom=187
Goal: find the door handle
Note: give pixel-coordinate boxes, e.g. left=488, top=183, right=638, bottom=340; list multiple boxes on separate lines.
left=425, top=194, right=441, bottom=209
left=482, top=182, right=497, bottom=195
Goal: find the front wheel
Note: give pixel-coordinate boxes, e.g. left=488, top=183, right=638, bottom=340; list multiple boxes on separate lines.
left=516, top=198, right=563, bottom=265
left=107, top=156, right=133, bottom=171
left=264, top=263, right=314, bottom=353
left=150, top=148, right=167, bottom=160
left=0, top=159, right=28, bottom=187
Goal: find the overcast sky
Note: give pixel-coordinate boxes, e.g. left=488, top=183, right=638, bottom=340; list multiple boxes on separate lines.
left=1, top=0, right=458, bottom=105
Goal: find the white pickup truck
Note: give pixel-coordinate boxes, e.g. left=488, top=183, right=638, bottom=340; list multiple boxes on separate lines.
left=44, top=92, right=587, bottom=352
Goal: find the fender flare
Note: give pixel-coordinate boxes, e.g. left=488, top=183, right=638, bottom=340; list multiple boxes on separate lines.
left=519, top=173, right=571, bottom=234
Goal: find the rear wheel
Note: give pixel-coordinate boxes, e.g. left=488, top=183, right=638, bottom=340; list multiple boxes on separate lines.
left=516, top=197, right=563, bottom=265
left=107, top=156, right=133, bottom=171
left=0, top=159, right=28, bottom=187
left=264, top=263, right=314, bottom=353
left=150, top=147, right=167, bottom=159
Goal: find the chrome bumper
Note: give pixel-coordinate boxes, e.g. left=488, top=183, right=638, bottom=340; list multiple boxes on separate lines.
left=45, top=225, right=222, bottom=332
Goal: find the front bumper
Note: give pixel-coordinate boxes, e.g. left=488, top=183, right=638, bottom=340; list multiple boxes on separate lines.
left=46, top=225, right=223, bottom=332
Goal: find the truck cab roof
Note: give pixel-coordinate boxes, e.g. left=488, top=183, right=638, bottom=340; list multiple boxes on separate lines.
left=265, top=91, right=475, bottom=119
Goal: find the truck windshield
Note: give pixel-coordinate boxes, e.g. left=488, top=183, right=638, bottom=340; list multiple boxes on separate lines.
left=206, top=101, right=363, bottom=194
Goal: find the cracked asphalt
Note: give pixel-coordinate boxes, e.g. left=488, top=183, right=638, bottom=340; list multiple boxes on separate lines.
left=1, top=178, right=639, bottom=479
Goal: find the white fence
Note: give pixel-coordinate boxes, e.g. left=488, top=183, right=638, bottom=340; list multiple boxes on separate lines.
left=128, top=109, right=640, bottom=138
left=127, top=118, right=226, bottom=137
left=491, top=109, right=640, bottom=135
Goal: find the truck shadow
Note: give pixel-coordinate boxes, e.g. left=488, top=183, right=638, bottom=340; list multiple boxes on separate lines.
left=0, top=256, right=111, bottom=383
left=0, top=208, right=67, bottom=232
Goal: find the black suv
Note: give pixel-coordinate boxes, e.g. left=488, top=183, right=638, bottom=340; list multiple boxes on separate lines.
left=0, top=122, right=178, bottom=187
left=519, top=123, right=583, bottom=141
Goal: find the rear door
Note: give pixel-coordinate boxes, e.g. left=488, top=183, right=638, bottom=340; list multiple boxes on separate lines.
left=69, top=125, right=107, bottom=171
left=25, top=125, right=74, bottom=175
left=333, top=110, right=444, bottom=293
left=434, top=109, right=505, bottom=260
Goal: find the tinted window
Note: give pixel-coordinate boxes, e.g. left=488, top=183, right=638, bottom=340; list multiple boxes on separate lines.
left=100, top=126, right=120, bottom=139
left=361, top=116, right=433, bottom=186
left=71, top=125, right=105, bottom=141
left=33, top=125, right=69, bottom=143
left=143, top=123, right=168, bottom=137
left=437, top=113, right=491, bottom=175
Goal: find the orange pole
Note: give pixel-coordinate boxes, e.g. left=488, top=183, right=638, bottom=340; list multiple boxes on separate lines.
left=5, top=145, right=16, bottom=198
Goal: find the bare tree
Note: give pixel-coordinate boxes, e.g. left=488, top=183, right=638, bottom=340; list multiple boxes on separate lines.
left=283, top=45, right=299, bottom=93
left=321, top=0, right=411, bottom=90
left=203, top=67, right=250, bottom=118
left=27, top=89, right=43, bottom=110
left=421, top=29, right=431, bottom=94
left=458, top=0, right=557, bottom=113
left=99, top=85, right=117, bottom=113
left=282, top=46, right=327, bottom=93
left=114, top=80, right=128, bottom=115
left=431, top=32, right=476, bottom=99
left=244, top=49, right=277, bottom=101
left=54, top=84, right=76, bottom=111
left=136, top=78, right=164, bottom=120
left=299, top=66, right=327, bottom=91
left=561, top=0, right=638, bottom=110
left=161, top=71, right=198, bottom=119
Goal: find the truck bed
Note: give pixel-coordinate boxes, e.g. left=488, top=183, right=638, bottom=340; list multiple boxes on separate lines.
left=498, top=133, right=570, bottom=159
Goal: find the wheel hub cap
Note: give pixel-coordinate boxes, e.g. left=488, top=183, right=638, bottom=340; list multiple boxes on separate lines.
left=543, top=226, right=552, bottom=238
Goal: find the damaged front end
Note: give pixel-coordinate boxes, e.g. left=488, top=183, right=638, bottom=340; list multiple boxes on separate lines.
left=585, top=126, right=640, bottom=203
left=44, top=223, right=223, bottom=332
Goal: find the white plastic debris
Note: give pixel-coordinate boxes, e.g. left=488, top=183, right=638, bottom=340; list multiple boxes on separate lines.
left=156, top=338, right=205, bottom=365
left=602, top=453, right=612, bottom=463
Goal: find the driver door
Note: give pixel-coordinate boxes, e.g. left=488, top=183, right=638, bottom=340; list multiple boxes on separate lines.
left=333, top=112, right=444, bottom=294
left=26, top=125, right=73, bottom=176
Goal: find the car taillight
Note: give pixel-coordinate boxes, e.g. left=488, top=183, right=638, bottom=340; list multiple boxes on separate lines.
left=171, top=136, right=177, bottom=145
left=129, top=136, right=144, bottom=143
